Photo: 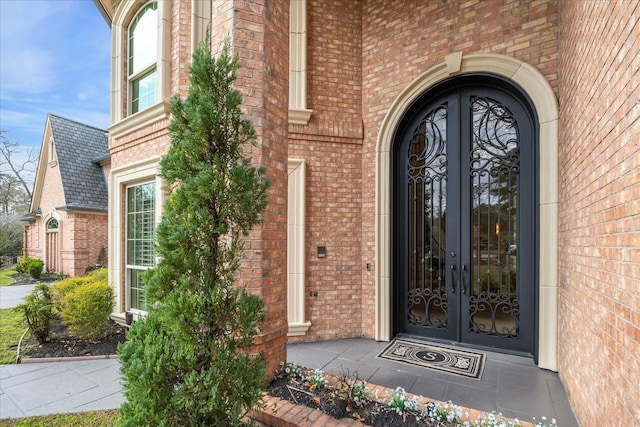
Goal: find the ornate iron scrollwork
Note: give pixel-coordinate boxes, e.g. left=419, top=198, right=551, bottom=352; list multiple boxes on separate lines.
left=469, top=97, right=520, bottom=338
left=407, top=104, right=448, bottom=328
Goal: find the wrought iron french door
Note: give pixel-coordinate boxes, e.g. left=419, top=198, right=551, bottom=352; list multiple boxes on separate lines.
left=394, top=78, right=536, bottom=354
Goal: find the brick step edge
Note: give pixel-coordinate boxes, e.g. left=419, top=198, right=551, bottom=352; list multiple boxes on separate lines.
left=251, top=385, right=534, bottom=427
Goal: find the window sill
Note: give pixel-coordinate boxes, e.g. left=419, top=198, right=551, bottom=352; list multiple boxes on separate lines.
left=108, top=101, right=169, bottom=140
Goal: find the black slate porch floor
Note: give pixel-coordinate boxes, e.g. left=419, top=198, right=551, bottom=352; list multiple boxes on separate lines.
left=287, top=338, right=579, bottom=426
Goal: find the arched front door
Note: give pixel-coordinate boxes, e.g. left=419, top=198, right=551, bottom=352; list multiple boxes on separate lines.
left=393, top=75, right=537, bottom=354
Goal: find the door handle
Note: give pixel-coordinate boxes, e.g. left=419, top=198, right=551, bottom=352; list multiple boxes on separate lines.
left=450, top=263, right=456, bottom=294
left=461, top=263, right=467, bottom=294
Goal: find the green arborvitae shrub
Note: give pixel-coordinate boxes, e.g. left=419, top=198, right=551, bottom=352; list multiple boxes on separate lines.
left=119, top=34, right=270, bottom=427
left=16, top=283, right=55, bottom=344
left=27, top=258, right=44, bottom=279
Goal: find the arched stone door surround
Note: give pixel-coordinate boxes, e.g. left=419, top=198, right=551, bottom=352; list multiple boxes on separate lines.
left=375, top=53, right=559, bottom=371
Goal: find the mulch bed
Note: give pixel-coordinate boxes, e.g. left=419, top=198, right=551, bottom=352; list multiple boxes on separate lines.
left=8, top=272, right=127, bottom=359
left=267, top=374, right=423, bottom=427
left=21, top=315, right=127, bottom=359
left=8, top=272, right=60, bottom=286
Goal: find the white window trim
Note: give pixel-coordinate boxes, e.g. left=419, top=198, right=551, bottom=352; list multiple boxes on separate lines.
left=125, top=180, right=156, bottom=314
left=289, top=0, right=312, bottom=124
left=108, top=0, right=171, bottom=138
left=287, top=159, right=310, bottom=336
left=191, top=0, right=211, bottom=53
left=109, top=157, right=163, bottom=322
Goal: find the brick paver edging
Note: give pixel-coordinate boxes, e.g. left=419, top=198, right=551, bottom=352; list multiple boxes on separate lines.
left=19, top=354, right=119, bottom=364
left=251, top=375, right=534, bottom=427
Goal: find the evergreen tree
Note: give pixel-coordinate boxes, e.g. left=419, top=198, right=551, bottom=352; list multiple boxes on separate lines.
left=118, top=34, right=270, bottom=426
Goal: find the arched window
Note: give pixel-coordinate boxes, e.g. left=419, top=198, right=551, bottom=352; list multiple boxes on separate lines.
left=46, top=218, right=59, bottom=230
left=128, top=2, right=158, bottom=114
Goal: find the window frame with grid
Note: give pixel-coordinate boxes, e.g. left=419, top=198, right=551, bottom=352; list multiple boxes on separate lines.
left=128, top=1, right=158, bottom=115
left=126, top=181, right=156, bottom=312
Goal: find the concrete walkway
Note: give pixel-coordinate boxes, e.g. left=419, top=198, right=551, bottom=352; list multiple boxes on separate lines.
left=0, top=284, right=36, bottom=309
left=1, top=283, right=124, bottom=420
left=0, top=358, right=123, bottom=419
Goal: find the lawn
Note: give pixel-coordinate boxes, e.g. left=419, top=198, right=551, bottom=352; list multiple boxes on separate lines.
left=0, top=410, right=120, bottom=426
left=0, top=268, right=17, bottom=287
left=0, top=307, right=32, bottom=364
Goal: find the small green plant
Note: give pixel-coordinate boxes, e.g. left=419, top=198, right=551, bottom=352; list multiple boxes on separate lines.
left=386, top=386, right=419, bottom=419
left=305, top=369, right=327, bottom=388
left=15, top=283, right=55, bottom=344
left=531, top=416, right=557, bottom=427
left=332, top=372, right=371, bottom=408
left=426, top=400, right=466, bottom=424
left=280, top=362, right=304, bottom=379
left=60, top=278, right=114, bottom=339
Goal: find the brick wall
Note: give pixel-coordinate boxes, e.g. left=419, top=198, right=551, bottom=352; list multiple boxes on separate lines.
left=558, top=1, right=640, bottom=425
left=294, top=0, right=559, bottom=340
left=108, top=0, right=289, bottom=373
left=287, top=0, right=364, bottom=342
left=60, top=213, right=108, bottom=276
left=232, top=0, right=290, bottom=376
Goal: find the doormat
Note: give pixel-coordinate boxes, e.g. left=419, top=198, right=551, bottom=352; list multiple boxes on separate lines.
left=377, top=338, right=486, bottom=380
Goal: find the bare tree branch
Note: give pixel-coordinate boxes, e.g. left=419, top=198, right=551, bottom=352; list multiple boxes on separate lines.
left=0, top=130, right=37, bottom=200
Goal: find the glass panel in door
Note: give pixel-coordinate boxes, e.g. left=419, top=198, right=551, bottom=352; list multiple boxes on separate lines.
left=468, top=96, right=520, bottom=338
left=406, top=104, right=449, bottom=331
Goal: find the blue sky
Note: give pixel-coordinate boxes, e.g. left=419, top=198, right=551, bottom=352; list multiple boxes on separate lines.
left=0, top=0, right=111, bottom=160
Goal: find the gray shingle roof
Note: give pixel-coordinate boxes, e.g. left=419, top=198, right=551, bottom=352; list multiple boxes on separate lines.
left=48, top=114, right=109, bottom=212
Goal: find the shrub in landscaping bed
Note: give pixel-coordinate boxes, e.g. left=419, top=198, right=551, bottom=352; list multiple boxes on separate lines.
left=52, top=268, right=113, bottom=340
left=61, top=279, right=114, bottom=339
left=15, top=283, right=55, bottom=344
left=15, top=257, right=44, bottom=279
left=118, top=35, right=270, bottom=427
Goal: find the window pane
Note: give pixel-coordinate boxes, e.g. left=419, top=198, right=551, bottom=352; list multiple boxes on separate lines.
left=131, top=69, right=157, bottom=114
left=127, top=182, right=155, bottom=312
left=129, top=2, right=158, bottom=76
left=130, top=269, right=146, bottom=311
left=126, top=182, right=155, bottom=266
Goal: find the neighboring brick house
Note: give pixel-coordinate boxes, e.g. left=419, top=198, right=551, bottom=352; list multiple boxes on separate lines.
left=93, top=1, right=638, bottom=425
left=22, top=113, right=109, bottom=277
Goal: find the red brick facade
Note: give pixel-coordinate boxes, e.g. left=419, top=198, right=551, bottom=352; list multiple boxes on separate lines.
left=98, top=1, right=638, bottom=425
left=558, top=1, right=639, bottom=425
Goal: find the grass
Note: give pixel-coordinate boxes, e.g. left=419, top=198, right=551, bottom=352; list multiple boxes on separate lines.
left=0, top=410, right=120, bottom=426
left=0, top=268, right=17, bottom=287
left=0, top=307, right=32, bottom=365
